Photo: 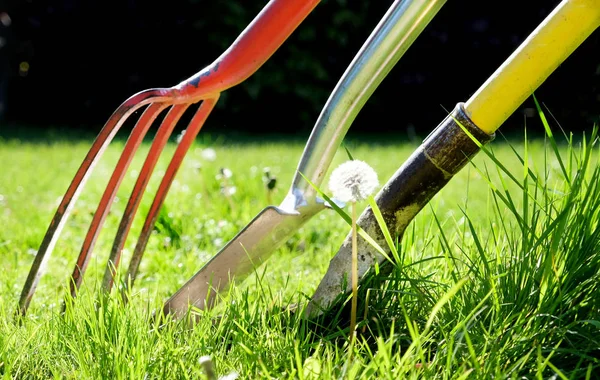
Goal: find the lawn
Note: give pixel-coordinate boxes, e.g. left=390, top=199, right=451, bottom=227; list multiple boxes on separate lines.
left=1, top=116, right=599, bottom=378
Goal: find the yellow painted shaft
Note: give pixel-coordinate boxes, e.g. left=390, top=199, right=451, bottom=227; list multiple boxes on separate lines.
left=464, top=0, right=600, bottom=134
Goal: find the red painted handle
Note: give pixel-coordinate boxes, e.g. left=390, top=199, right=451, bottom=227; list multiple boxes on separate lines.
left=178, top=0, right=320, bottom=98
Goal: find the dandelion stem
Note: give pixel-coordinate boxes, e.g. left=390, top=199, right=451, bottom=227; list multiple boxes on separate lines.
left=350, top=200, right=358, bottom=344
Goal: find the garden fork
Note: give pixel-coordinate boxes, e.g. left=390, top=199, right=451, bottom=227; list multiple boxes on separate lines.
left=17, top=0, right=320, bottom=317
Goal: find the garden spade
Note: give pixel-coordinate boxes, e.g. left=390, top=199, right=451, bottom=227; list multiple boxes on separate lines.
left=306, top=0, right=600, bottom=316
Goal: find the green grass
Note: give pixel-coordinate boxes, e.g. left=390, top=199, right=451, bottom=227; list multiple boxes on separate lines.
left=1, top=111, right=600, bottom=378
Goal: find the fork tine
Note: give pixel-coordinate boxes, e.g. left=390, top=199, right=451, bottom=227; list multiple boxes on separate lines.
left=66, top=102, right=169, bottom=301
left=16, top=89, right=168, bottom=317
left=19, top=0, right=322, bottom=316
left=102, top=103, right=191, bottom=291
left=122, top=96, right=219, bottom=297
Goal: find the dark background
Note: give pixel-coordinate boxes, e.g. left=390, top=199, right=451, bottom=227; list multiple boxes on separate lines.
left=0, top=0, right=598, bottom=138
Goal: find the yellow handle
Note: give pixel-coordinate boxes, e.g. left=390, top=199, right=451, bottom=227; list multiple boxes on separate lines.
left=465, top=0, right=600, bottom=134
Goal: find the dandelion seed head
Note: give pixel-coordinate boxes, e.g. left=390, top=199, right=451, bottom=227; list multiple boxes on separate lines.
left=220, top=186, right=236, bottom=196
left=217, top=167, right=233, bottom=180
left=328, top=160, right=379, bottom=203
left=201, top=148, right=217, bottom=161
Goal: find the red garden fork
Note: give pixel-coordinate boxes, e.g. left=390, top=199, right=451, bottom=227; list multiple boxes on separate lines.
left=16, top=0, right=320, bottom=317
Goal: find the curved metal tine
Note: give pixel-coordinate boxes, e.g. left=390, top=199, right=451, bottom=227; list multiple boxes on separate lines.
left=16, top=89, right=168, bottom=318
left=121, top=96, right=219, bottom=301
left=66, top=102, right=169, bottom=302
left=102, top=103, right=191, bottom=291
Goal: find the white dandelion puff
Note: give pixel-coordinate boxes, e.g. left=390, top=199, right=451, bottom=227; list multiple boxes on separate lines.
left=328, top=160, right=379, bottom=203
left=221, top=185, right=236, bottom=196
left=328, top=159, right=379, bottom=344
left=201, top=148, right=217, bottom=161
left=217, top=167, right=233, bottom=180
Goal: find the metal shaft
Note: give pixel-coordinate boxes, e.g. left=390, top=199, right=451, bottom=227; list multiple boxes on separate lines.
left=281, top=0, right=447, bottom=212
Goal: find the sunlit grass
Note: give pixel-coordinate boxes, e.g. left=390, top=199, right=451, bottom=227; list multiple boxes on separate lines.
left=1, top=114, right=599, bottom=378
